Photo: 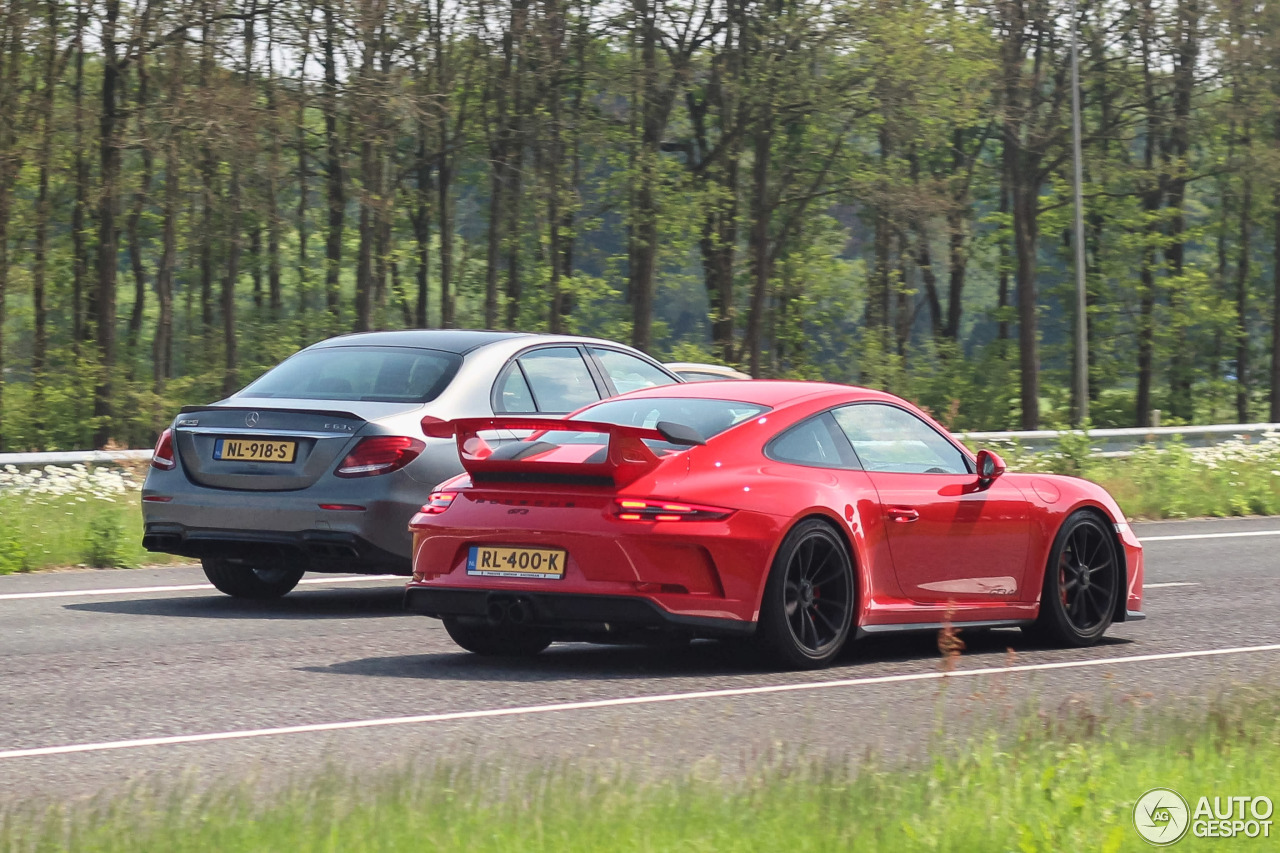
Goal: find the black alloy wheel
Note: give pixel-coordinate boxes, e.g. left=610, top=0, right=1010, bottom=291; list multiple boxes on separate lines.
left=758, top=519, right=856, bottom=669
left=1026, top=511, right=1120, bottom=647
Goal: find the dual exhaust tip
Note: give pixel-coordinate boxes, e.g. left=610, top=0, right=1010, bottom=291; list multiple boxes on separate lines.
left=486, top=596, right=535, bottom=626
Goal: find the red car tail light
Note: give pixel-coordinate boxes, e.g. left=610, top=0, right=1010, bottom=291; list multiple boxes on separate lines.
left=613, top=498, right=733, bottom=522
left=335, top=436, right=426, bottom=478
left=151, top=429, right=176, bottom=470
left=420, top=491, right=457, bottom=515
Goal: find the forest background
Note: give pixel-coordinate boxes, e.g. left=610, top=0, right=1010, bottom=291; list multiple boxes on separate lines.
left=1, top=0, right=1279, bottom=451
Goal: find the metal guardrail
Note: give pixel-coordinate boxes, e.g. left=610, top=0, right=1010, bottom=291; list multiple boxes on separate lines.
left=958, top=422, right=1280, bottom=453
left=0, top=423, right=1277, bottom=468
left=0, top=449, right=153, bottom=468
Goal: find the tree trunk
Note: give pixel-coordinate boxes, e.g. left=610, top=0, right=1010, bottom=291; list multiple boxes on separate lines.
left=93, top=0, right=123, bottom=447
left=323, top=2, right=344, bottom=317
left=1271, top=147, right=1280, bottom=421
left=743, top=125, right=772, bottom=377
left=1166, top=0, right=1199, bottom=421
left=72, top=0, right=88, bottom=352
left=32, top=0, right=58, bottom=437
left=1136, top=13, right=1161, bottom=428
left=629, top=2, right=661, bottom=353
left=1011, top=179, right=1040, bottom=430
left=1235, top=132, right=1252, bottom=424
left=917, top=227, right=943, bottom=340
left=265, top=6, right=283, bottom=319
left=996, top=154, right=1010, bottom=343
left=505, top=139, right=524, bottom=330
left=0, top=2, right=23, bottom=448
left=223, top=170, right=243, bottom=396
left=944, top=206, right=966, bottom=340
left=437, top=145, right=454, bottom=328
left=154, top=122, right=179, bottom=393
left=295, top=34, right=311, bottom=318
left=356, top=135, right=374, bottom=332
left=126, top=56, right=153, bottom=363
left=413, top=129, right=431, bottom=328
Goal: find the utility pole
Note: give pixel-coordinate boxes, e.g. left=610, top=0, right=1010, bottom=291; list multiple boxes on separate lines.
left=1070, top=0, right=1089, bottom=426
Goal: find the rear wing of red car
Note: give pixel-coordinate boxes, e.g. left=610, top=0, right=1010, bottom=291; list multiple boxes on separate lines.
left=422, top=416, right=702, bottom=487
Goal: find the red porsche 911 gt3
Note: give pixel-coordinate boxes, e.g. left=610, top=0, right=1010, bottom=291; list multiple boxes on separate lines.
left=405, top=381, right=1144, bottom=668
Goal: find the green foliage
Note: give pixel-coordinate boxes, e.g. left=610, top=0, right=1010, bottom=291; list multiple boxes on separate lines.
left=82, top=513, right=136, bottom=570
left=0, top=534, right=30, bottom=575
left=983, top=433, right=1280, bottom=520
left=0, top=469, right=178, bottom=571
left=0, top=0, right=1277, bottom=451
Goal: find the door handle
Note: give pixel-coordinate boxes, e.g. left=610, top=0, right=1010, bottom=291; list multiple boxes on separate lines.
left=887, top=507, right=920, bottom=523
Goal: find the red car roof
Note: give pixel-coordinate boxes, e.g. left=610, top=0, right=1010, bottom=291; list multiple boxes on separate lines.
left=617, top=379, right=898, bottom=410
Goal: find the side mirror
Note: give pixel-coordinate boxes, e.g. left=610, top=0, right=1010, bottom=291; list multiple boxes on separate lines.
left=976, top=449, right=1006, bottom=481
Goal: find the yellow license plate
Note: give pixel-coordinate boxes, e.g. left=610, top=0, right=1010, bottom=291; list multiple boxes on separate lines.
left=467, top=546, right=566, bottom=579
left=215, top=438, right=297, bottom=463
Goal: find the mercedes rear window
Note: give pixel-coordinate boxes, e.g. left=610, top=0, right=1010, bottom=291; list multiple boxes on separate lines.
left=237, top=346, right=462, bottom=403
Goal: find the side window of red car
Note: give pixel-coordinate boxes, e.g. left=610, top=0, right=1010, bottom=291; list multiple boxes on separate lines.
left=831, top=404, right=969, bottom=474
left=766, top=413, right=859, bottom=469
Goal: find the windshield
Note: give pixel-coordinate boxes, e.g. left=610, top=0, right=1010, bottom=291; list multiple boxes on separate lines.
left=237, top=346, right=462, bottom=404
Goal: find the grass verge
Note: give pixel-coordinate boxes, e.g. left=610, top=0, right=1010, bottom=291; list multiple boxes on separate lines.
left=973, top=432, right=1280, bottom=520
left=3, top=687, right=1277, bottom=852
left=0, top=493, right=173, bottom=573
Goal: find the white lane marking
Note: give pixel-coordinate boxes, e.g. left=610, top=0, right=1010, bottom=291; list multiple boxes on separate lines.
left=1145, top=582, right=1199, bottom=589
left=0, top=575, right=401, bottom=602
left=1142, top=529, right=1280, bottom=543
left=3, top=643, right=1279, bottom=761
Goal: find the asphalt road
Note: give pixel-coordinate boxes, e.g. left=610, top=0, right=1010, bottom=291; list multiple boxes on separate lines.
left=2, top=516, right=1278, bottom=803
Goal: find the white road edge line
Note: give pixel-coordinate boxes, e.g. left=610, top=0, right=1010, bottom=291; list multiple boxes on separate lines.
left=3, top=643, right=1279, bottom=761
left=1144, top=582, right=1199, bottom=589
left=1141, top=529, right=1280, bottom=542
left=0, top=575, right=401, bottom=602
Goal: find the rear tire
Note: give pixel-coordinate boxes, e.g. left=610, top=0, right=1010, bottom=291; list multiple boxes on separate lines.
left=201, top=558, right=304, bottom=600
left=442, top=617, right=553, bottom=657
left=1024, top=511, right=1120, bottom=647
left=756, top=519, right=855, bottom=669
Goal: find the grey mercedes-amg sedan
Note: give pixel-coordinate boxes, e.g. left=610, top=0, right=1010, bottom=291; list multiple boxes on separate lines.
left=141, top=330, right=681, bottom=598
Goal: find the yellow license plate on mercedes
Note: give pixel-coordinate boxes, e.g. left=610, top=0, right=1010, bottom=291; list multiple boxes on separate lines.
left=214, top=438, right=297, bottom=463
left=467, top=546, right=566, bottom=579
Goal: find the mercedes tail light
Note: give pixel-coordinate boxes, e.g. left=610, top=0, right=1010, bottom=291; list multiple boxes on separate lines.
left=613, top=498, right=732, bottom=522
left=335, top=436, right=426, bottom=478
left=420, top=491, right=457, bottom=515
left=151, top=429, right=176, bottom=470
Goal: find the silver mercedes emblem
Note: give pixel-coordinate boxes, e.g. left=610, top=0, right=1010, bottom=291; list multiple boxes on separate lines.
left=245, top=412, right=260, bottom=427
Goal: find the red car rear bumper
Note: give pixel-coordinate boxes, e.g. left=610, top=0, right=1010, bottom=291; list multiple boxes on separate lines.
left=1119, top=521, right=1145, bottom=620
left=405, top=500, right=787, bottom=633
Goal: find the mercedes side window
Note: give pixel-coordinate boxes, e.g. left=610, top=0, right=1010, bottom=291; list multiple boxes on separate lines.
left=831, top=403, right=969, bottom=474
left=495, top=363, right=537, bottom=413
left=588, top=348, right=677, bottom=395
left=766, top=413, right=858, bottom=469
left=514, top=347, right=600, bottom=414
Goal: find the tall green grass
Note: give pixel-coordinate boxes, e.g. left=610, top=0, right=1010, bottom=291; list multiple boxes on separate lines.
left=4, top=688, right=1278, bottom=852
left=0, top=492, right=177, bottom=573
left=976, top=432, right=1280, bottom=520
